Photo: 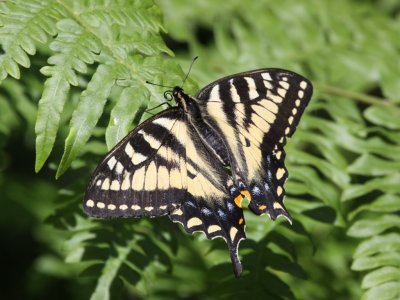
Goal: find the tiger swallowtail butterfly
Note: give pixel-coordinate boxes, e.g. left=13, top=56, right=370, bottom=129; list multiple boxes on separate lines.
left=84, top=68, right=313, bottom=277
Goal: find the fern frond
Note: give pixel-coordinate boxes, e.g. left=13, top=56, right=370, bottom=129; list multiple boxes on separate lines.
left=56, top=64, right=117, bottom=178
left=155, top=1, right=400, bottom=298
left=105, top=86, right=148, bottom=149
left=4, top=0, right=177, bottom=174
left=35, top=18, right=101, bottom=172
left=0, top=0, right=63, bottom=80
left=348, top=185, right=400, bottom=300
left=90, top=242, right=132, bottom=300
left=345, top=103, right=400, bottom=299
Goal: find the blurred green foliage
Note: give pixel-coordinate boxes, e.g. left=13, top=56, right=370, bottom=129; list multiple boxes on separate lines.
left=1, top=0, right=399, bottom=299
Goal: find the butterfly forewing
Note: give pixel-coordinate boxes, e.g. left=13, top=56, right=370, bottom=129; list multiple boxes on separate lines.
left=84, top=108, right=188, bottom=218
left=195, top=69, right=313, bottom=220
left=84, top=105, right=246, bottom=275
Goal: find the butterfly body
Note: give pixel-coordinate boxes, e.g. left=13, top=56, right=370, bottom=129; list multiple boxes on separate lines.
left=84, top=68, right=313, bottom=277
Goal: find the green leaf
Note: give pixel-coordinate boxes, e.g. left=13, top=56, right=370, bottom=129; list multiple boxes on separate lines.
left=348, top=154, right=400, bottom=176
left=297, top=131, right=347, bottom=167
left=364, top=106, right=400, bottom=130
left=380, top=58, right=400, bottom=101
left=361, top=281, right=400, bottom=300
left=57, top=64, right=116, bottom=177
left=362, top=137, right=400, bottom=161
left=352, top=252, right=400, bottom=271
left=0, top=0, right=63, bottom=81
left=302, top=206, right=336, bottom=224
left=3, top=55, right=20, bottom=79
left=105, top=86, right=149, bottom=149
left=35, top=73, right=70, bottom=172
left=290, top=149, right=350, bottom=187
left=64, top=231, right=96, bottom=263
left=349, top=194, right=400, bottom=220
left=347, top=215, right=400, bottom=238
left=289, top=165, right=341, bottom=207
left=361, top=266, right=400, bottom=289
left=90, top=244, right=131, bottom=300
left=9, top=45, right=30, bottom=68
left=353, top=233, right=400, bottom=259
left=342, top=174, right=400, bottom=202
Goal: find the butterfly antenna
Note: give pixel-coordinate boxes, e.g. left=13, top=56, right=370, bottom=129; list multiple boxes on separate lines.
left=181, top=56, right=198, bottom=88
left=146, top=101, right=172, bottom=114
left=145, top=81, right=174, bottom=89
left=145, top=80, right=175, bottom=102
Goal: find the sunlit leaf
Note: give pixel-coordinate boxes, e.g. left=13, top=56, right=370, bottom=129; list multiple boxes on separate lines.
left=353, top=233, right=400, bottom=259
left=361, top=266, right=400, bottom=289
left=352, top=252, right=400, bottom=271
left=347, top=215, right=400, bottom=238
left=361, top=281, right=400, bottom=300
left=364, top=106, right=400, bottom=130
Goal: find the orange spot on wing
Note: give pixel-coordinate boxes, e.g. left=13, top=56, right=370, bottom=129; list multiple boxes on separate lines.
left=239, top=218, right=244, bottom=225
left=240, top=190, right=252, bottom=201
left=259, top=205, right=267, bottom=211
left=234, top=195, right=243, bottom=208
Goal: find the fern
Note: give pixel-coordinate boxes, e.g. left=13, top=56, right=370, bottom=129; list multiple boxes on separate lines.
left=0, top=1, right=181, bottom=297
left=0, top=0, right=61, bottom=80
left=1, top=0, right=400, bottom=299
left=159, top=0, right=400, bottom=299
left=1, top=0, right=178, bottom=176
left=346, top=107, right=400, bottom=300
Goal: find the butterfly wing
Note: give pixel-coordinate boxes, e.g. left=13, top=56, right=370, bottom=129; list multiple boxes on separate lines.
left=195, top=69, right=313, bottom=221
left=84, top=108, right=188, bottom=218
left=84, top=107, right=245, bottom=275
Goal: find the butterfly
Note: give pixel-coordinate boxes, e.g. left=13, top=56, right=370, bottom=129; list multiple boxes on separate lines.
left=84, top=68, right=313, bottom=277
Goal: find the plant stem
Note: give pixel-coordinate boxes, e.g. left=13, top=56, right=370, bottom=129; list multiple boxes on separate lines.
left=318, top=83, right=395, bottom=107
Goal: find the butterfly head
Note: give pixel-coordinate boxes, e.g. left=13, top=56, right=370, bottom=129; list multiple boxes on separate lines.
left=172, top=86, right=184, bottom=98
left=171, top=86, right=190, bottom=110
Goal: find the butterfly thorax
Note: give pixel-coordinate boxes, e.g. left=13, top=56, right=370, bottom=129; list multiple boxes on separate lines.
left=172, top=87, right=232, bottom=169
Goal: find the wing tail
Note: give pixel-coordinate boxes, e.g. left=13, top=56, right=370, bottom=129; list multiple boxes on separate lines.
left=169, top=193, right=246, bottom=277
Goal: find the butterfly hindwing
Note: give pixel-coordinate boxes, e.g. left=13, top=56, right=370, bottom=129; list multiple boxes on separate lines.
left=195, top=69, right=313, bottom=221
left=84, top=108, right=188, bottom=218
left=169, top=121, right=246, bottom=276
